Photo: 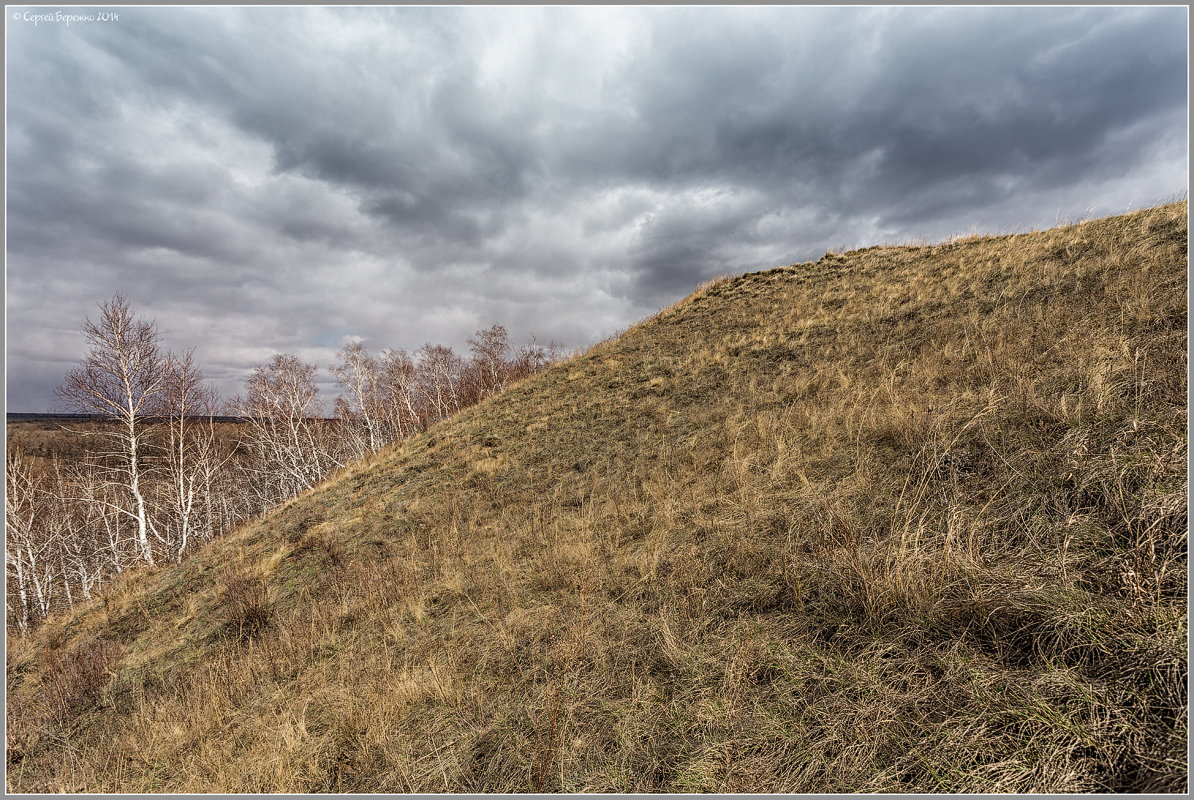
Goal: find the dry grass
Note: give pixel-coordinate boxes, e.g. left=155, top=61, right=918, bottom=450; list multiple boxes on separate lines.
left=6, top=201, right=1187, bottom=793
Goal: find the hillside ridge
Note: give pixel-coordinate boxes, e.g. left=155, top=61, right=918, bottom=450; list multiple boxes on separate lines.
left=7, top=202, right=1187, bottom=793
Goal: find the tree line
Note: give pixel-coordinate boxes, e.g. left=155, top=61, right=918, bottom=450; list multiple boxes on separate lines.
left=6, top=295, right=560, bottom=634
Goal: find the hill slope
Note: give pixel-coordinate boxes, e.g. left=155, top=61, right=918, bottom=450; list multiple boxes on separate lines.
left=6, top=202, right=1187, bottom=793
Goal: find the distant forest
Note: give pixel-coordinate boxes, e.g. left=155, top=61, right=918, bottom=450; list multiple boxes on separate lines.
left=6, top=295, right=563, bottom=634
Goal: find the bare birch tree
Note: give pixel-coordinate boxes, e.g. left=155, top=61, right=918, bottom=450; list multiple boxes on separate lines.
left=71, top=457, right=135, bottom=576
left=331, top=342, right=384, bottom=460
left=235, top=353, right=339, bottom=506
left=157, top=350, right=230, bottom=561
left=41, top=458, right=102, bottom=610
left=416, top=344, right=463, bottom=424
left=55, top=295, right=167, bottom=565
left=378, top=348, right=422, bottom=440
left=5, top=447, right=53, bottom=633
left=468, top=323, right=512, bottom=400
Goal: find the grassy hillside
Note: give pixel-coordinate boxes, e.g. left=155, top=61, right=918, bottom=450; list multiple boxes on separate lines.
left=6, top=202, right=1187, bottom=793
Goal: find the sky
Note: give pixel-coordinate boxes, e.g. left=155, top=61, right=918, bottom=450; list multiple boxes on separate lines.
left=5, top=6, right=1188, bottom=413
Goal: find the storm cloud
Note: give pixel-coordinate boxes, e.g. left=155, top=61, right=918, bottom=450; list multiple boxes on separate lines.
left=6, top=6, right=1187, bottom=411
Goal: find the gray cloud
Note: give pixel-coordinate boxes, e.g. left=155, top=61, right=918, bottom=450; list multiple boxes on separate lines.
left=5, top=6, right=1187, bottom=412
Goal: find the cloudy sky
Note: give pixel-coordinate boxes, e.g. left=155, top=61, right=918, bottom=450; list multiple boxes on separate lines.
left=6, top=6, right=1188, bottom=412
